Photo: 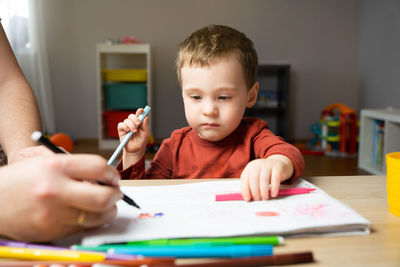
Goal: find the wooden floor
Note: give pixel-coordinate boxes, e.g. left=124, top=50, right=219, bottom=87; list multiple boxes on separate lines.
left=73, top=139, right=369, bottom=177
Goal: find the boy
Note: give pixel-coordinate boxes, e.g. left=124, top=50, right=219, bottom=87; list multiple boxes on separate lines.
left=117, top=25, right=305, bottom=201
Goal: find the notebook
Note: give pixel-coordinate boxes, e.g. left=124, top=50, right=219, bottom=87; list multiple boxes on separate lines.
left=81, top=179, right=370, bottom=246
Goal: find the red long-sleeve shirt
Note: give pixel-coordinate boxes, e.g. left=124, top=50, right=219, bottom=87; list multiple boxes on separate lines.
left=118, top=118, right=304, bottom=180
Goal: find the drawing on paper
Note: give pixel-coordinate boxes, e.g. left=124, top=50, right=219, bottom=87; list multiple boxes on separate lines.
left=294, top=204, right=328, bottom=217
left=255, top=211, right=280, bottom=217
left=137, top=212, right=164, bottom=219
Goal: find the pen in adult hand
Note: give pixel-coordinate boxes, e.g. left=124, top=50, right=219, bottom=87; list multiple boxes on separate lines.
left=31, top=131, right=140, bottom=209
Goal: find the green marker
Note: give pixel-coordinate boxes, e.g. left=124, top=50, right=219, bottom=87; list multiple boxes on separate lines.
left=72, top=236, right=284, bottom=252
left=128, top=236, right=284, bottom=246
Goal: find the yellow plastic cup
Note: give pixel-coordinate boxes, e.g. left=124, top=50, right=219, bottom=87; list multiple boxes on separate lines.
left=386, top=152, right=400, bottom=217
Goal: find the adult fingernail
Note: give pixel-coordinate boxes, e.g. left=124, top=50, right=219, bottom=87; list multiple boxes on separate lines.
left=106, top=170, right=120, bottom=186
left=112, top=174, right=120, bottom=186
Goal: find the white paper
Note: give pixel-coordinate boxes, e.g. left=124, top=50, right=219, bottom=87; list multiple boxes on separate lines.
left=81, top=179, right=371, bottom=246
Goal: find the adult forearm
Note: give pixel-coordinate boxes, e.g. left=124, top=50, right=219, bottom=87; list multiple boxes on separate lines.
left=0, top=23, right=42, bottom=160
left=0, top=81, right=42, bottom=161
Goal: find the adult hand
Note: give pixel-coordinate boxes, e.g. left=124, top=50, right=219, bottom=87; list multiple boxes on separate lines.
left=0, top=154, right=122, bottom=242
left=8, top=145, right=54, bottom=164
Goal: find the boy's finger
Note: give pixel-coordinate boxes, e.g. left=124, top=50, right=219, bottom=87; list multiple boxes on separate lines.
left=128, top=113, right=140, bottom=124
left=270, top=169, right=282, bottom=198
left=259, top=167, right=270, bottom=200
left=124, top=118, right=138, bottom=133
left=240, top=170, right=252, bottom=201
left=132, top=109, right=144, bottom=126
left=249, top=170, right=261, bottom=201
left=117, top=122, right=128, bottom=133
left=141, top=117, right=149, bottom=130
left=135, top=108, right=144, bottom=116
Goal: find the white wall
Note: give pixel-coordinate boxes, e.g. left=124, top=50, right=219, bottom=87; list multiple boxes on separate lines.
left=358, top=0, right=400, bottom=109
left=41, top=0, right=360, bottom=140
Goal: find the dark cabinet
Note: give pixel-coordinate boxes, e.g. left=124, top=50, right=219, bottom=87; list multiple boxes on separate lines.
left=245, top=64, right=290, bottom=139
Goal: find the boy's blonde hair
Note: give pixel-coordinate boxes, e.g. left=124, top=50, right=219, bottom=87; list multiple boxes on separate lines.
left=176, top=25, right=258, bottom=90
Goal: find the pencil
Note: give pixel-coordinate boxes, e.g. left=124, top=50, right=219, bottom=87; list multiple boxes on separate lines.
left=31, top=131, right=140, bottom=209
left=175, top=251, right=314, bottom=267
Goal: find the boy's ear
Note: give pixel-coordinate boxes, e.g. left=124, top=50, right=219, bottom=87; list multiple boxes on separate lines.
left=246, top=82, right=259, bottom=108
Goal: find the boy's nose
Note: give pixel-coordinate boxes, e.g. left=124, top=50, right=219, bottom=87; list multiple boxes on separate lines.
left=202, top=100, right=218, bottom=116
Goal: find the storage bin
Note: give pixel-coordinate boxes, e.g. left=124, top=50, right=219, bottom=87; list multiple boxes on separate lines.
left=103, top=110, right=135, bottom=138
left=105, top=83, right=147, bottom=110
left=102, top=69, right=147, bottom=82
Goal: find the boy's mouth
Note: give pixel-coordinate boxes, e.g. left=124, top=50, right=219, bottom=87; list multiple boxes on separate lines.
left=202, top=123, right=219, bottom=128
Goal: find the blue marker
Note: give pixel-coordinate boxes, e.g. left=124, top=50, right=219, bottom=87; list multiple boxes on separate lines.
left=107, top=106, right=151, bottom=166
left=109, top=244, right=273, bottom=258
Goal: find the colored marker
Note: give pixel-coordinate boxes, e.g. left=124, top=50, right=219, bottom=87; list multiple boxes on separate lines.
left=215, top=188, right=316, bottom=201
left=175, top=251, right=314, bottom=267
left=128, top=236, right=284, bottom=246
left=0, top=257, right=176, bottom=267
left=0, top=246, right=106, bottom=262
left=73, top=236, right=283, bottom=252
left=0, top=241, right=66, bottom=250
left=107, top=105, right=151, bottom=166
left=31, top=131, right=140, bottom=209
left=109, top=244, right=273, bottom=258
left=0, top=241, right=142, bottom=261
left=31, top=131, right=65, bottom=153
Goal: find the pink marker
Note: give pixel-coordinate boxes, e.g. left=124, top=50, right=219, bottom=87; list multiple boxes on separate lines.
left=215, top=188, right=316, bottom=201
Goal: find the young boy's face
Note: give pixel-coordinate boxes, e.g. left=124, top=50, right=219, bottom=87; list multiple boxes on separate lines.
left=181, top=53, right=258, bottom=142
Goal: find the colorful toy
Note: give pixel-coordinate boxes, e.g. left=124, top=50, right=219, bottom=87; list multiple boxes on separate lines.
left=146, top=133, right=160, bottom=153
left=50, top=133, right=74, bottom=153
left=308, top=103, right=358, bottom=156
left=105, top=36, right=142, bottom=45
left=120, top=35, right=141, bottom=44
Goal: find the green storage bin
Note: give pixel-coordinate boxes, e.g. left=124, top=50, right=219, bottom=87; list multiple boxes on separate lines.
left=105, top=83, right=147, bottom=110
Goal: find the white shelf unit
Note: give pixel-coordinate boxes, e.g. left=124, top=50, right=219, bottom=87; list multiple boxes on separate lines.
left=96, top=44, right=152, bottom=150
left=358, top=109, right=400, bottom=175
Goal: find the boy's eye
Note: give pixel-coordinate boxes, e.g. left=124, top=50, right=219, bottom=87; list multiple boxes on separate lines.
left=218, top=96, right=231, bottom=100
left=190, top=95, right=202, bottom=100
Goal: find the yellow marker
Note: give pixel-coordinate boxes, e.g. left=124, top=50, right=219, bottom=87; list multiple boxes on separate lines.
left=0, top=246, right=106, bottom=262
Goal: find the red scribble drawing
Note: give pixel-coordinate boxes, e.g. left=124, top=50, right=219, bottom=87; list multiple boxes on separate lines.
left=138, top=213, right=152, bottom=218
left=295, top=204, right=328, bottom=217
left=137, top=212, right=164, bottom=219
left=255, top=211, right=280, bottom=217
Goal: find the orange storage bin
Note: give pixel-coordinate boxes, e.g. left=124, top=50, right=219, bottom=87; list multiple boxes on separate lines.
left=103, top=110, right=135, bottom=138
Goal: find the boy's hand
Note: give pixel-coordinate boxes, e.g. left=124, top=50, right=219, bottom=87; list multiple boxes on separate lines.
left=240, top=155, right=294, bottom=201
left=117, top=108, right=149, bottom=168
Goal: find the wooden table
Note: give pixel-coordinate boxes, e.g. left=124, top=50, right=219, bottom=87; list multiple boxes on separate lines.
left=121, top=175, right=400, bottom=267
